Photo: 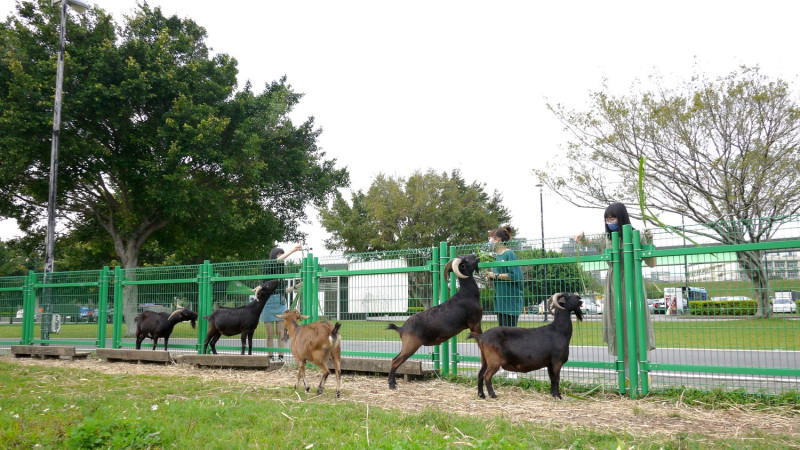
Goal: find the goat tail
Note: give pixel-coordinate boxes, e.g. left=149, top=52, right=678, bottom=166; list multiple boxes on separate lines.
left=467, top=332, right=482, bottom=343
left=386, top=323, right=402, bottom=335
left=329, top=322, right=342, bottom=348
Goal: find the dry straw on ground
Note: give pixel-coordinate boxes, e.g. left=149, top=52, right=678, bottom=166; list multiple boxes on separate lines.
left=4, top=355, right=799, bottom=440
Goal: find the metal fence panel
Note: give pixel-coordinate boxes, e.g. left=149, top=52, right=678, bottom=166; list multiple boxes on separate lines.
left=117, top=264, right=203, bottom=353
left=644, top=219, right=800, bottom=395
left=0, top=276, right=25, bottom=345
left=314, top=248, right=437, bottom=364
left=0, top=216, right=798, bottom=397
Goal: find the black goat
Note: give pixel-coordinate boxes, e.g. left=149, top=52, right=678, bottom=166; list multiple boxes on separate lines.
left=134, top=306, right=199, bottom=351
left=469, top=292, right=584, bottom=399
left=386, top=254, right=482, bottom=389
left=203, top=279, right=280, bottom=355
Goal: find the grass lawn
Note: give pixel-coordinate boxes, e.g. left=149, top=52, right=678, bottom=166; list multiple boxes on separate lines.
left=1, top=359, right=797, bottom=449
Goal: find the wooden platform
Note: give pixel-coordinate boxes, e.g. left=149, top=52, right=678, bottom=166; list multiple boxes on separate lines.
left=326, top=358, right=433, bottom=381
left=96, top=348, right=172, bottom=364
left=11, top=345, right=90, bottom=360
left=175, top=354, right=283, bottom=371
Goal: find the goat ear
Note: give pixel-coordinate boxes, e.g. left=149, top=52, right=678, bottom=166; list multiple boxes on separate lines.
left=275, top=314, right=286, bottom=320
left=300, top=315, right=311, bottom=321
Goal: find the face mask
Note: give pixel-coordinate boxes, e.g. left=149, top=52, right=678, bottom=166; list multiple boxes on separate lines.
left=607, top=223, right=619, bottom=231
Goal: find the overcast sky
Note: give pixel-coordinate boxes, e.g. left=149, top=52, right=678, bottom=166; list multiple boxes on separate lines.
left=2, top=0, right=798, bottom=259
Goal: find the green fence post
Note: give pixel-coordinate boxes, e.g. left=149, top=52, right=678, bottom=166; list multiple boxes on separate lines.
left=431, top=246, right=440, bottom=371
left=301, top=254, right=310, bottom=316
left=22, top=270, right=35, bottom=345
left=311, top=254, right=319, bottom=321
left=197, top=261, right=212, bottom=353
left=96, top=266, right=109, bottom=348
left=610, top=233, right=626, bottom=393
left=622, top=224, right=639, bottom=398
left=449, top=245, right=459, bottom=376
left=112, top=266, right=123, bottom=348
left=439, top=241, right=449, bottom=376
left=632, top=230, right=649, bottom=396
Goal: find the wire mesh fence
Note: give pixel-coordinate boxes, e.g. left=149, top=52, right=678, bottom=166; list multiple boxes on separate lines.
left=315, top=248, right=436, bottom=363
left=0, top=275, right=25, bottom=345
left=1, top=216, right=799, bottom=397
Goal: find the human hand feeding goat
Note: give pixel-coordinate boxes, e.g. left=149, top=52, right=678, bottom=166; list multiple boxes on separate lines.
left=134, top=305, right=198, bottom=351
left=386, top=254, right=482, bottom=390
left=275, top=309, right=342, bottom=397
left=468, top=292, right=584, bottom=399
left=203, top=279, right=280, bottom=355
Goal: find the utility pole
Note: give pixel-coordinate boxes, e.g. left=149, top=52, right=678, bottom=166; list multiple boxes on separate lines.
left=537, top=183, right=548, bottom=323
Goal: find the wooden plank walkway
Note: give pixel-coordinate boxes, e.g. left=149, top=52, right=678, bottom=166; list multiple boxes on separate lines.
left=11, top=345, right=90, bottom=360
left=96, top=348, right=172, bottom=364
left=175, top=354, right=283, bottom=371
left=326, top=358, right=434, bottom=381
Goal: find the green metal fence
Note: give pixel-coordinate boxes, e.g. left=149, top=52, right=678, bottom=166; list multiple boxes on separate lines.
left=2, top=217, right=799, bottom=398
left=0, top=275, right=26, bottom=345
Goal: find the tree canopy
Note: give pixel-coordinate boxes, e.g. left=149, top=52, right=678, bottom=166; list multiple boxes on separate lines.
left=0, top=1, right=349, bottom=270
left=319, top=169, right=511, bottom=252
left=537, top=66, right=800, bottom=317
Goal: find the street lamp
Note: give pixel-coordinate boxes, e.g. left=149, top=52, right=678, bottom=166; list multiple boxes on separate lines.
left=536, top=183, right=548, bottom=322
left=42, top=0, right=90, bottom=340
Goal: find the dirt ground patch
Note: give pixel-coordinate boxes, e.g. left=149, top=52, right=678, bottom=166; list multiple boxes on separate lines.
left=4, top=355, right=798, bottom=440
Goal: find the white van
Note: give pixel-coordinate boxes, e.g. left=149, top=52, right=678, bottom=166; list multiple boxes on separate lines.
left=660, top=286, right=707, bottom=314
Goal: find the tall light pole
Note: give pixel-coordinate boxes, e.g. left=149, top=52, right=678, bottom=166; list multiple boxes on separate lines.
left=42, top=0, right=89, bottom=340
left=537, top=183, right=548, bottom=322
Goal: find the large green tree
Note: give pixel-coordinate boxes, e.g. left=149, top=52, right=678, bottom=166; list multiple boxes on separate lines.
left=320, top=169, right=511, bottom=252
left=537, top=67, right=800, bottom=318
left=0, top=1, right=348, bottom=330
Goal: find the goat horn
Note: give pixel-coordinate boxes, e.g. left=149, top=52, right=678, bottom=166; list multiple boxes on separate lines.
left=550, top=293, right=565, bottom=310
left=449, top=257, right=468, bottom=279
left=168, top=309, right=181, bottom=320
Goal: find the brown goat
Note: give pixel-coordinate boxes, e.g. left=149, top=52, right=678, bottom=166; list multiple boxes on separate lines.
left=276, top=310, right=342, bottom=397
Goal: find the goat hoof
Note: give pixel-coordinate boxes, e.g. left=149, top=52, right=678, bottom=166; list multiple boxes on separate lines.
left=336, top=391, right=341, bottom=398
left=305, top=387, right=310, bottom=393
left=478, top=393, right=485, bottom=399
left=388, top=383, right=397, bottom=390
left=490, top=394, right=498, bottom=399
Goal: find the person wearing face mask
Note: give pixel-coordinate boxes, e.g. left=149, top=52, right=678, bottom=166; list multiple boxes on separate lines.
left=573, top=202, right=656, bottom=361
left=486, top=226, right=524, bottom=327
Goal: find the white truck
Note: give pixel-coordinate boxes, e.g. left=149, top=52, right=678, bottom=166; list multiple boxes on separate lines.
left=774, top=290, right=800, bottom=302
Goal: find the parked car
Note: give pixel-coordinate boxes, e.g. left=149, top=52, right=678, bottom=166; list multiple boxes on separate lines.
left=15, top=309, right=41, bottom=320
left=581, top=298, right=602, bottom=315
left=772, top=298, right=797, bottom=314
left=650, top=298, right=667, bottom=314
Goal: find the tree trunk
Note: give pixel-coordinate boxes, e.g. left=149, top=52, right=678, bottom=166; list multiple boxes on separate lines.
left=115, top=243, right=140, bottom=337
left=736, top=250, right=772, bottom=318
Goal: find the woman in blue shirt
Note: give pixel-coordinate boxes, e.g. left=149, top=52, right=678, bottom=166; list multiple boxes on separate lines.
left=262, top=245, right=302, bottom=360
left=486, top=226, right=524, bottom=327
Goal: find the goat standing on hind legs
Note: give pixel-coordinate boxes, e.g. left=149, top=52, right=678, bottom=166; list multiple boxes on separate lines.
left=276, top=310, right=342, bottom=397
left=386, top=254, right=482, bottom=390
left=469, top=292, right=584, bottom=399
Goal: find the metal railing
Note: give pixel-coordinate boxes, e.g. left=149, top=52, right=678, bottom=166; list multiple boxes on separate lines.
left=2, top=217, right=799, bottom=398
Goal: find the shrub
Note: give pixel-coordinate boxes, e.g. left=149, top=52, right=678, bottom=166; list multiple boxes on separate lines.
left=690, top=300, right=757, bottom=316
